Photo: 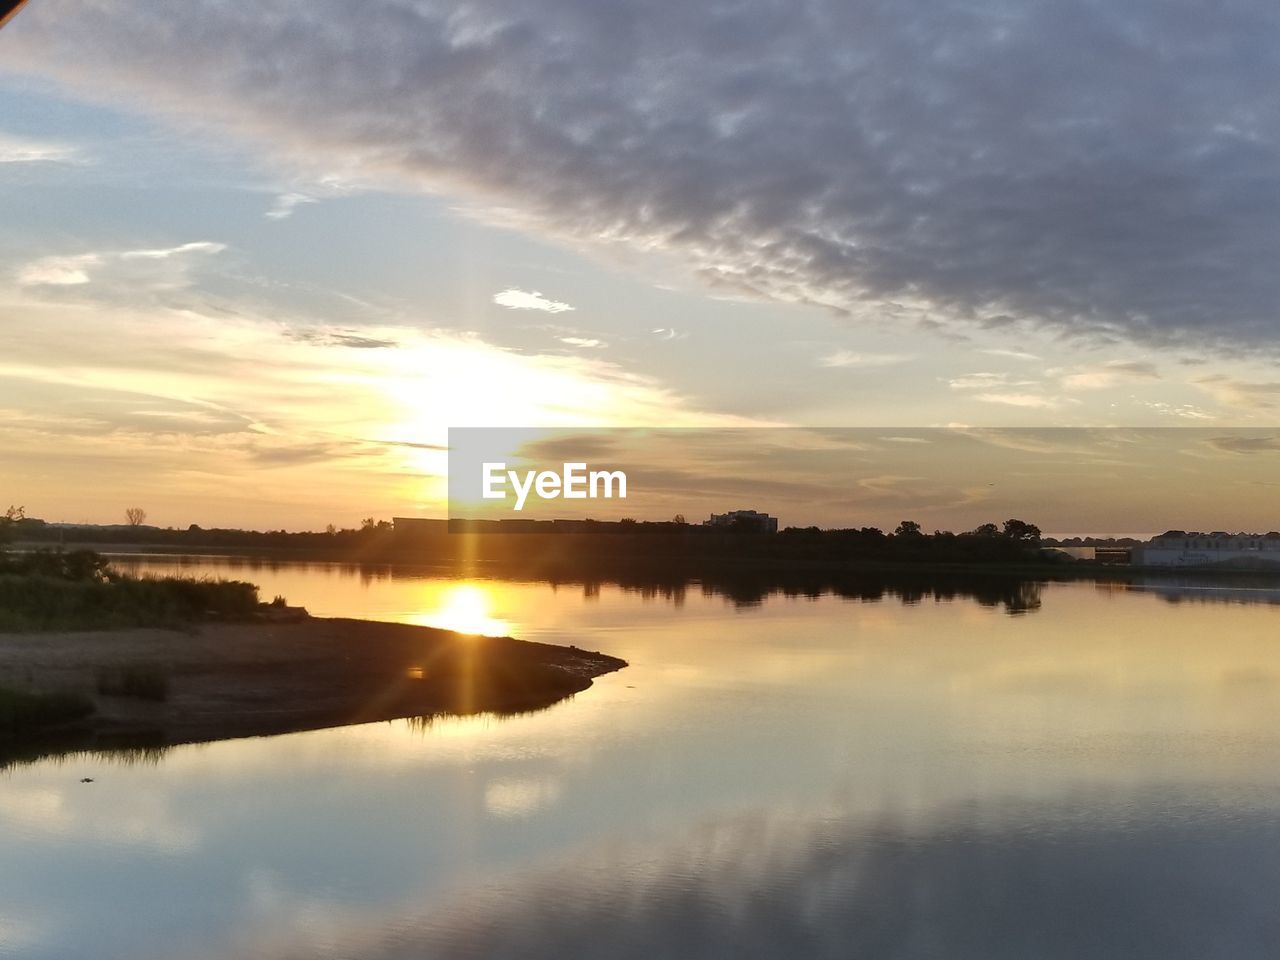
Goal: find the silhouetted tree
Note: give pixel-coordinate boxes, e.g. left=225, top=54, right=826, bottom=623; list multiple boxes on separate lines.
left=894, top=520, right=922, bottom=538
left=0, top=505, right=21, bottom=548
left=125, top=507, right=147, bottom=527
left=1002, top=518, right=1042, bottom=545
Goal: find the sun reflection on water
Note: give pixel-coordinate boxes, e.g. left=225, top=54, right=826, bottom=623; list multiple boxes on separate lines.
left=410, top=582, right=512, bottom=637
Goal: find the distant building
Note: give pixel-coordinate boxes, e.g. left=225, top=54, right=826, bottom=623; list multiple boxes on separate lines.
left=1093, top=545, right=1133, bottom=565
left=705, top=510, right=778, bottom=534
left=1137, top=530, right=1280, bottom=566
left=392, top=517, right=447, bottom=532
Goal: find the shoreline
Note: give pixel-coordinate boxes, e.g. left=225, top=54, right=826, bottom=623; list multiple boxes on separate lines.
left=70, top=541, right=1280, bottom=584
left=0, top=616, right=626, bottom=765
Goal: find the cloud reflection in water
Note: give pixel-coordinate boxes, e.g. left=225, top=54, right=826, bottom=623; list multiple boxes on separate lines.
left=231, top=796, right=1280, bottom=960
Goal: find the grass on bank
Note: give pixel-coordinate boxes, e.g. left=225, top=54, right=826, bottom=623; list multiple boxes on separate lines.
left=0, top=574, right=260, bottom=631
left=0, top=549, right=262, bottom=631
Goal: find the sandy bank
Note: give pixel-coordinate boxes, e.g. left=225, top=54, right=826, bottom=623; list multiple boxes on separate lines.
left=0, top=617, right=626, bottom=760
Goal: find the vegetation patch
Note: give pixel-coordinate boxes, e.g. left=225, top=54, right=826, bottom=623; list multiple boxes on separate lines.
left=0, top=688, right=94, bottom=736
left=96, top=665, right=170, bottom=702
left=0, top=549, right=261, bottom=631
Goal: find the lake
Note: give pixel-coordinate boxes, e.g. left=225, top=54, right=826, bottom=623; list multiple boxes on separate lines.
left=4, top=556, right=1280, bottom=959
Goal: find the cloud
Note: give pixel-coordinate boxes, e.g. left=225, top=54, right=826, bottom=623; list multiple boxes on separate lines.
left=329, top=333, right=398, bottom=349
left=493, top=288, right=574, bottom=313
left=14, top=1, right=1280, bottom=350
left=265, top=191, right=317, bottom=220
left=558, top=336, right=605, bottom=348
left=0, top=132, right=78, bottom=164
left=16, top=241, right=226, bottom=290
left=980, top=348, right=1041, bottom=361
left=1205, top=435, right=1280, bottom=455
left=364, top=438, right=448, bottom=452
left=818, top=351, right=912, bottom=369
left=947, top=372, right=1036, bottom=391
left=1192, top=375, right=1280, bottom=410
left=0, top=288, right=759, bottom=524
left=288, top=328, right=400, bottom=349
left=16, top=253, right=99, bottom=286
left=121, top=241, right=225, bottom=260
left=1060, top=360, right=1161, bottom=391
left=974, top=392, right=1070, bottom=410
left=1139, top=400, right=1213, bottom=421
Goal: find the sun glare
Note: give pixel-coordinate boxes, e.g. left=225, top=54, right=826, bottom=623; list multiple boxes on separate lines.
left=412, top=583, right=511, bottom=637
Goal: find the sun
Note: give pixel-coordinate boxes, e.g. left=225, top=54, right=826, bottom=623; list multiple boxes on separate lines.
left=413, top=583, right=511, bottom=637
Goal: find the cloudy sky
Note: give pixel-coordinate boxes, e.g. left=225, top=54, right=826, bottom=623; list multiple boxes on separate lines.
left=3, top=0, right=1280, bottom=528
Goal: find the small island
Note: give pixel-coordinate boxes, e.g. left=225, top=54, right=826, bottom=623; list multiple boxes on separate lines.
left=0, top=548, right=626, bottom=763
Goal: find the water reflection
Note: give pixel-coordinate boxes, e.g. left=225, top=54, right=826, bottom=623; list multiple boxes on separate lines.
left=9, top=559, right=1280, bottom=960
left=1132, top=578, right=1280, bottom=607
left=199, top=795, right=1280, bottom=960
left=109, top=554, right=1050, bottom=615
left=408, top=582, right=512, bottom=636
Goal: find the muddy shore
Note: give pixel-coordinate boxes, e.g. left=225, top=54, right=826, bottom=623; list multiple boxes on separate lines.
left=0, top=616, right=626, bottom=761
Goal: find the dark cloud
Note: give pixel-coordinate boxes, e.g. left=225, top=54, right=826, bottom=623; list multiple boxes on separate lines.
left=1105, top=361, right=1160, bottom=378
left=249, top=437, right=392, bottom=465
left=287, top=329, right=399, bottom=349
left=12, top=1, right=1280, bottom=349
left=367, top=437, right=448, bottom=451
left=329, top=333, right=399, bottom=349
left=1206, top=435, right=1280, bottom=455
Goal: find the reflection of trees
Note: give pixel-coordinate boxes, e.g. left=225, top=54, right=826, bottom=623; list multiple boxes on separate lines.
left=541, top=570, right=1044, bottom=614
left=691, top=571, right=1045, bottom=614
left=0, top=733, right=173, bottom=772
left=110, top=553, right=1050, bottom=616
left=2, top=703, right=573, bottom=770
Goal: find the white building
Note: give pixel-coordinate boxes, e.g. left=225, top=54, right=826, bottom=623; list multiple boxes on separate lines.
left=1137, top=530, right=1280, bottom=567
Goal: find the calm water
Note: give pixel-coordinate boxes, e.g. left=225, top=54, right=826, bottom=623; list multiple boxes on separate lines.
left=4, top=558, right=1280, bottom=959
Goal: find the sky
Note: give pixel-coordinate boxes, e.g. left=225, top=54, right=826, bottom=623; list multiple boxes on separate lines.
left=3, top=0, right=1280, bottom=529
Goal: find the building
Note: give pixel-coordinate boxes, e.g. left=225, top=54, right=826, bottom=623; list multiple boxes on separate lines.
left=1094, top=545, right=1133, bottom=564
left=705, top=510, right=778, bottom=534
left=1136, top=530, right=1280, bottom=567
